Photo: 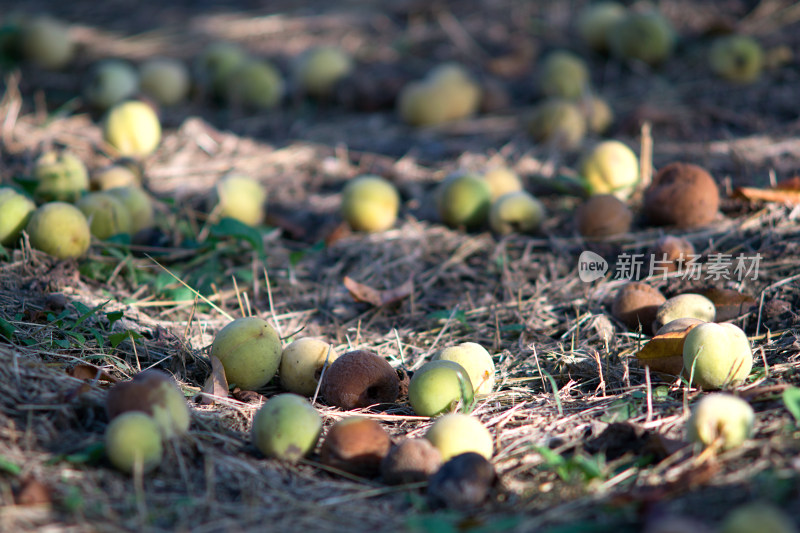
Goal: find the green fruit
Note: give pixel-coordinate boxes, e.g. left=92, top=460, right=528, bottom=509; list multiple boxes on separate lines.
left=33, top=150, right=89, bottom=203
left=210, top=316, right=282, bottom=391
left=434, top=342, right=496, bottom=396
left=195, top=42, right=247, bottom=97
left=26, top=202, right=91, bottom=259
left=687, top=393, right=754, bottom=451
left=21, top=16, right=74, bottom=70
left=293, top=46, right=353, bottom=98
left=576, top=2, right=627, bottom=53
left=682, top=322, right=752, bottom=390
left=279, top=338, right=339, bottom=396
left=84, top=60, right=140, bottom=110
left=105, top=412, right=163, bottom=474
left=579, top=140, right=639, bottom=198
left=91, top=164, right=141, bottom=190
left=139, top=57, right=191, bottom=106
left=214, top=173, right=266, bottom=227
left=489, top=191, right=545, bottom=236
left=251, top=393, right=322, bottom=462
left=435, top=172, right=492, bottom=229
left=483, top=166, right=522, bottom=200
left=609, top=12, right=675, bottom=66
left=583, top=95, right=614, bottom=134
left=408, top=360, right=474, bottom=417
left=106, top=369, right=191, bottom=440
left=341, top=175, right=400, bottom=232
left=398, top=81, right=452, bottom=127
left=721, top=503, right=797, bottom=533
left=427, top=63, right=481, bottom=121
left=104, top=100, right=162, bottom=158
left=226, top=60, right=284, bottom=109
left=527, top=99, right=586, bottom=151
left=424, top=413, right=493, bottom=461
left=107, top=186, right=154, bottom=233
left=539, top=50, right=590, bottom=99
left=0, top=189, right=35, bottom=246
left=654, top=294, right=716, bottom=332
left=77, top=192, right=132, bottom=240
left=709, top=35, right=764, bottom=84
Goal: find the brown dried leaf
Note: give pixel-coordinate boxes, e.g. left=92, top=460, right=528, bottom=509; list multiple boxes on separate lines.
left=733, top=186, right=800, bottom=204
left=231, top=388, right=267, bottom=403
left=775, top=176, right=800, bottom=190
left=634, top=324, right=701, bottom=376
left=699, top=288, right=757, bottom=322
left=15, top=477, right=52, bottom=506
left=67, top=363, right=118, bottom=383
left=343, top=276, right=413, bottom=307
left=200, top=356, right=228, bottom=406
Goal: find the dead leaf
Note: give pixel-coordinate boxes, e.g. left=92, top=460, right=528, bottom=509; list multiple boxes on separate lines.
left=15, top=477, right=52, bottom=506
left=343, top=276, right=413, bottom=307
left=634, top=324, right=701, bottom=377
left=699, top=288, right=757, bottom=322
left=199, top=356, right=228, bottom=405
left=67, top=363, right=118, bottom=383
left=775, top=176, right=800, bottom=190
left=231, top=388, right=267, bottom=403
left=733, top=186, right=800, bottom=204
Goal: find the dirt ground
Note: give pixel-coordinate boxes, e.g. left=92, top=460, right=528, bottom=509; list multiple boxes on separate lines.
left=1, top=0, right=800, bottom=532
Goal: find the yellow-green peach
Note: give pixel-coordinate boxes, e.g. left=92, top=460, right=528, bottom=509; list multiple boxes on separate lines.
left=427, top=63, right=482, bottom=121
left=434, top=342, right=496, bottom=396
left=721, top=503, right=797, bottom=533
left=0, top=189, right=35, bottom=246
left=107, top=186, right=154, bottom=233
left=527, top=99, right=586, bottom=151
left=483, top=166, right=523, bottom=201
left=139, top=57, right=191, bottom=106
left=424, top=413, right=493, bottom=461
left=609, top=12, right=675, bottom=66
left=583, top=95, right=614, bottom=134
left=687, top=393, right=754, bottom=450
left=489, top=191, right=545, bottom=236
left=251, top=393, right=322, bottom=462
left=77, top=192, right=132, bottom=240
left=576, top=2, right=627, bottom=53
left=279, top=337, right=339, bottom=397
left=210, top=316, right=282, bottom=391
left=21, top=16, right=74, bottom=70
left=33, top=150, right=89, bottom=203
left=579, top=140, right=639, bottom=198
left=709, top=35, right=764, bottom=84
left=682, top=322, right=752, bottom=390
left=84, top=59, right=140, bottom=110
left=436, top=172, right=492, bottom=229
left=214, top=173, right=266, bottom=227
left=226, top=60, right=284, bottom=109
left=103, top=100, right=162, bottom=158
left=91, top=164, right=141, bottom=190
left=539, top=50, right=590, bottom=99
left=26, top=202, right=91, bottom=259
left=341, top=175, right=400, bottom=232
left=397, top=80, right=452, bottom=127
left=195, top=42, right=247, bottom=97
left=293, top=46, right=353, bottom=98
left=654, top=294, right=716, bottom=333
left=104, top=411, right=163, bottom=474
left=408, top=360, right=474, bottom=417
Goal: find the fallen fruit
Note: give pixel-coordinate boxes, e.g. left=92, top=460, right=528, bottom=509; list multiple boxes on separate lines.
left=104, top=100, right=162, bottom=158
left=104, top=411, right=163, bottom=474
left=611, top=281, right=666, bottom=334
left=0, top=189, right=35, bottom=246
left=319, top=416, right=391, bottom=477
left=251, top=393, right=322, bottom=462
left=576, top=2, right=627, bottom=53
left=210, top=316, right=282, bottom=391
left=84, top=59, right=140, bottom=110
left=213, top=173, right=266, bottom=227
left=107, top=186, right=155, bottom=234
left=21, top=16, right=74, bottom=70
left=609, top=11, right=675, bottom=66
left=424, top=413, right=493, bottom=461
left=341, top=175, right=400, bottom=233
left=654, top=293, right=716, bottom=333
left=408, top=360, right=474, bottom=417
left=320, top=350, right=400, bottom=409
left=483, top=166, right=523, bottom=201
left=582, top=95, right=614, bottom=134
left=575, top=194, right=632, bottom=238
left=426, top=63, right=482, bottom=121
left=77, top=192, right=133, bottom=240
left=720, top=502, right=797, bottom=533
left=26, top=202, right=91, bottom=259
left=687, top=393, right=754, bottom=450
left=434, top=342, right=496, bottom=396
left=106, top=369, right=191, bottom=440
left=709, top=35, right=764, bottom=84
left=91, top=164, right=141, bottom=190
left=489, top=191, right=545, bottom=236
left=527, top=99, right=586, bottom=151
left=33, top=150, right=89, bottom=203
left=539, top=50, right=590, bottom=99
left=380, top=438, right=443, bottom=485
left=139, top=57, right=191, bottom=106
left=279, top=337, right=339, bottom=396
left=195, top=42, right=247, bottom=98
left=682, top=322, right=753, bottom=390
left=644, top=162, right=719, bottom=228
left=435, top=172, right=492, bottom=230
left=226, top=59, right=284, bottom=109
left=397, top=81, right=451, bottom=127
left=293, top=46, right=353, bottom=98
left=655, top=317, right=704, bottom=336
left=649, top=236, right=695, bottom=274
left=427, top=452, right=496, bottom=510
left=579, top=140, right=639, bottom=198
